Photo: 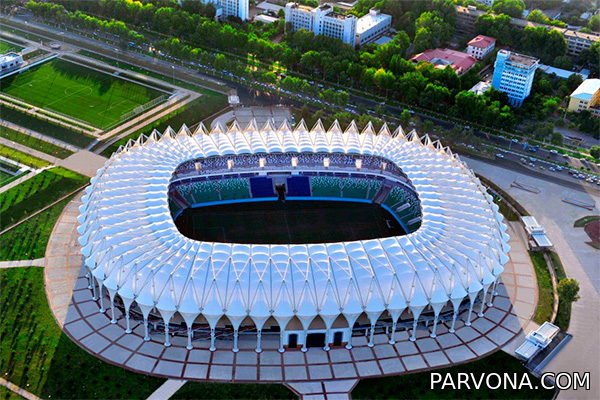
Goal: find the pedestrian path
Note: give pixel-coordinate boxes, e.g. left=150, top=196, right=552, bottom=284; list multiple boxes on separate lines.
left=0, top=378, right=42, bottom=400
left=0, top=166, right=52, bottom=194
left=146, top=379, right=187, bottom=400
left=57, top=150, right=107, bottom=178
left=0, top=259, right=45, bottom=268
left=0, top=119, right=81, bottom=152
left=0, top=137, right=61, bottom=164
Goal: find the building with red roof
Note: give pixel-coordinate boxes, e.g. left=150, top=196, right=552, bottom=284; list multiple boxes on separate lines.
left=410, top=48, right=477, bottom=76
left=467, top=35, right=496, bottom=60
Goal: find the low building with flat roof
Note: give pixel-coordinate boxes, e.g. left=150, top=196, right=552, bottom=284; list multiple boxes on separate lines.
left=568, top=79, right=600, bottom=117
left=356, top=8, right=392, bottom=46
left=410, top=48, right=477, bottom=75
left=0, top=52, right=23, bottom=76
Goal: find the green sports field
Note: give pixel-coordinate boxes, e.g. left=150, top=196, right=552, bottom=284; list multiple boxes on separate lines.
left=0, top=39, right=23, bottom=53
left=1, top=58, right=167, bottom=129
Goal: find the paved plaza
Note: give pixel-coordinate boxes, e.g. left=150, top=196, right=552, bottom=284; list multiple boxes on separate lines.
left=44, top=193, right=539, bottom=398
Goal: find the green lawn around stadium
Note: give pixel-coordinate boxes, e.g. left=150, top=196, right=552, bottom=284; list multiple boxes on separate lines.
left=0, top=39, right=24, bottom=53
left=352, top=351, right=555, bottom=399
left=1, top=58, right=166, bottom=129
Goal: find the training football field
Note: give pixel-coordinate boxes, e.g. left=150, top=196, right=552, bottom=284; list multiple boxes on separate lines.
left=176, top=200, right=405, bottom=244
left=1, top=58, right=166, bottom=129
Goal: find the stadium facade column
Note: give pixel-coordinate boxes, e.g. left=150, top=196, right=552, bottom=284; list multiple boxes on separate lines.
left=278, top=331, right=286, bottom=353
left=488, top=279, right=500, bottom=307
left=256, top=330, right=263, bottom=353
left=209, top=328, right=216, bottom=352
left=478, top=286, right=491, bottom=317
left=232, top=330, right=239, bottom=353
left=388, top=321, right=398, bottom=345
left=91, top=275, right=98, bottom=300
left=143, top=317, right=151, bottom=341
left=98, top=283, right=106, bottom=313
left=449, top=311, right=458, bottom=333
left=301, top=330, right=308, bottom=352
left=187, top=327, right=194, bottom=350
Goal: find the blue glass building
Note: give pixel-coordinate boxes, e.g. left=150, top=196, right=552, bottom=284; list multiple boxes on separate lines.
left=491, top=50, right=539, bottom=107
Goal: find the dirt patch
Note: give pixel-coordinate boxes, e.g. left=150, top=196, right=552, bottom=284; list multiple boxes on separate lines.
left=584, top=220, right=600, bottom=244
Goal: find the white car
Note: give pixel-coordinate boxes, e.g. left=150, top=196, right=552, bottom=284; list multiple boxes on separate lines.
left=496, top=153, right=504, bottom=158
left=549, top=167, right=556, bottom=172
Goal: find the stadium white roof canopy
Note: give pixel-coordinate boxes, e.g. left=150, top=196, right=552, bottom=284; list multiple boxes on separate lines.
left=78, top=120, right=510, bottom=333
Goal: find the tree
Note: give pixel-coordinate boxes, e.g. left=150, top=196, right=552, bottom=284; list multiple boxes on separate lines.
left=399, top=109, right=412, bottom=126
left=590, top=14, right=600, bottom=32
left=553, top=55, right=573, bottom=70
left=550, top=131, right=563, bottom=146
left=492, top=0, right=526, bottom=18
left=590, top=146, right=600, bottom=160
left=557, top=278, right=580, bottom=303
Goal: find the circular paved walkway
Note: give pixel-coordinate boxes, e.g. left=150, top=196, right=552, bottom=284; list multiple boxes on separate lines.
left=45, top=194, right=538, bottom=385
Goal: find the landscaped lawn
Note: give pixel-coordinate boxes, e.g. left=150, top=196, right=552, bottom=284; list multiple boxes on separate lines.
left=0, top=167, right=87, bottom=231
left=0, top=266, right=166, bottom=399
left=574, top=215, right=600, bottom=227
left=530, top=251, right=554, bottom=325
left=0, top=145, right=49, bottom=168
left=0, top=125, right=73, bottom=158
left=0, top=195, right=72, bottom=261
left=101, top=94, right=228, bottom=157
left=1, top=58, right=166, bottom=129
left=172, top=381, right=296, bottom=400
left=0, top=39, right=24, bottom=53
left=0, top=105, right=95, bottom=148
left=352, top=351, right=555, bottom=399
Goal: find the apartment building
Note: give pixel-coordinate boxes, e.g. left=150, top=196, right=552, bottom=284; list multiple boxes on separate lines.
left=286, top=3, right=357, bottom=46
left=201, top=0, right=249, bottom=21
left=467, top=35, right=496, bottom=60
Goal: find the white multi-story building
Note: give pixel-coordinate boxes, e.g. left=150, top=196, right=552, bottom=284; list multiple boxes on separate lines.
left=356, top=8, right=392, bottom=46
left=198, top=0, right=249, bottom=21
left=285, top=2, right=357, bottom=46
left=491, top=50, right=539, bottom=107
left=466, top=35, right=496, bottom=60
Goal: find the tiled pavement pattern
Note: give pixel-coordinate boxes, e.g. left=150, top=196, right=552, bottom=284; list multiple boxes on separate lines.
left=45, top=195, right=538, bottom=397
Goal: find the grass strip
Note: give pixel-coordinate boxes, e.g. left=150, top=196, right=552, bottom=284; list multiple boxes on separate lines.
left=0, top=266, right=166, bottom=398
left=0, top=145, right=49, bottom=168
left=0, top=125, right=73, bottom=159
left=530, top=251, right=554, bottom=325
left=0, top=105, right=95, bottom=148
left=0, top=167, right=87, bottom=230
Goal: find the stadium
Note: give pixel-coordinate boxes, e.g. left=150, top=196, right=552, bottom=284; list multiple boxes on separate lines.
left=78, top=119, right=510, bottom=355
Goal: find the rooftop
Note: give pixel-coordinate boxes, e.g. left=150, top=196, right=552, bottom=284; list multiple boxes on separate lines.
left=411, top=48, right=477, bottom=75
left=467, top=35, right=496, bottom=48
left=357, top=8, right=392, bottom=34
left=499, top=50, right=539, bottom=67
left=0, top=52, right=21, bottom=63
left=571, top=79, right=600, bottom=101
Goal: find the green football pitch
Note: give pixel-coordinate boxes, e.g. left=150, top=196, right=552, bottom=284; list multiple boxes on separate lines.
left=0, top=39, right=24, bottom=53
left=175, top=200, right=405, bottom=244
left=0, top=58, right=167, bottom=129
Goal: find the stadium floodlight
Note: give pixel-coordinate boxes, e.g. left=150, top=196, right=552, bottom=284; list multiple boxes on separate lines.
left=323, top=157, right=330, bottom=168
left=259, top=158, right=266, bottom=168
left=356, top=159, right=362, bottom=169
left=228, top=160, right=234, bottom=170
left=381, top=162, right=387, bottom=171
left=291, top=157, right=298, bottom=167
left=195, top=162, right=202, bottom=171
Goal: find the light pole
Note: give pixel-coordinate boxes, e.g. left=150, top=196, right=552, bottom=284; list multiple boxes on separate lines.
left=25, top=21, right=29, bottom=40
left=171, top=65, right=175, bottom=84
left=115, top=48, right=119, bottom=68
